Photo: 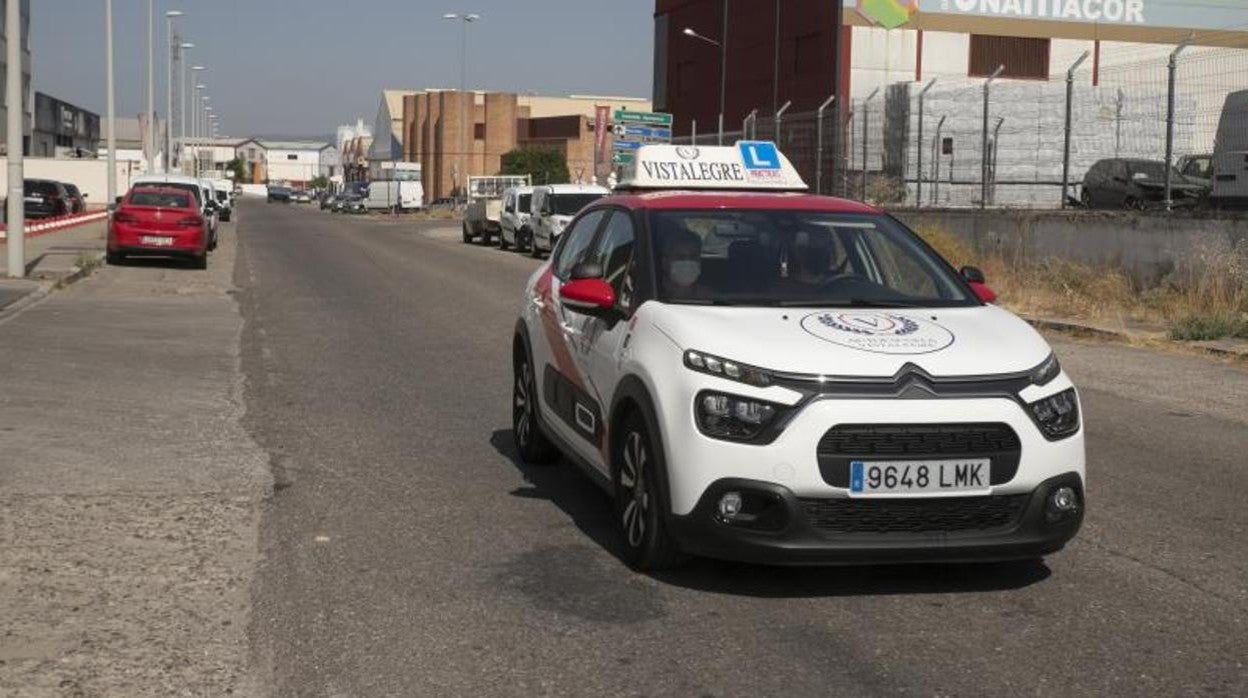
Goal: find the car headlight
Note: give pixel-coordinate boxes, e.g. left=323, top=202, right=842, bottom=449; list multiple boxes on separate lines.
left=1028, top=388, right=1080, bottom=439
left=695, top=391, right=785, bottom=442
left=1030, top=353, right=1061, bottom=386
left=684, top=350, right=772, bottom=387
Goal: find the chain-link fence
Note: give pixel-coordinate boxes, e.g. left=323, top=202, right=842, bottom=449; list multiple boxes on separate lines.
left=676, top=44, right=1248, bottom=210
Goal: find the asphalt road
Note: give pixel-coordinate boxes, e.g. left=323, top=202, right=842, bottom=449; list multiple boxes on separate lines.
left=239, top=200, right=1248, bottom=696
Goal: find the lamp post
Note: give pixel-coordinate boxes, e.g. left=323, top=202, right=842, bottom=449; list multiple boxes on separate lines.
left=146, top=0, right=155, bottom=172
left=106, top=0, right=117, bottom=209
left=194, top=85, right=206, bottom=176
left=682, top=24, right=726, bottom=144
left=6, top=0, right=25, bottom=277
left=442, top=12, right=480, bottom=198
left=178, top=47, right=195, bottom=169
left=164, top=11, right=183, bottom=173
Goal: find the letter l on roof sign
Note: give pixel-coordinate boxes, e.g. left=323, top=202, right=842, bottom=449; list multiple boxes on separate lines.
left=739, top=141, right=781, bottom=170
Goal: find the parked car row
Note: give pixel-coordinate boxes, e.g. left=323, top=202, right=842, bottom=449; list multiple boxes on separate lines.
left=465, top=183, right=612, bottom=257
left=107, top=174, right=236, bottom=270
left=7, top=178, right=90, bottom=220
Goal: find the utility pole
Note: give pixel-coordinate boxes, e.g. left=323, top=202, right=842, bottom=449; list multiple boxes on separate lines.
left=147, top=0, right=156, bottom=172
left=106, top=0, right=117, bottom=207
left=165, top=11, right=184, bottom=172
left=6, top=0, right=25, bottom=277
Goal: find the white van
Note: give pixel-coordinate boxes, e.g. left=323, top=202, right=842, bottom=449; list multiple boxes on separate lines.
left=1211, top=90, right=1248, bottom=209
left=364, top=180, right=424, bottom=212
left=529, top=183, right=611, bottom=257
left=499, top=185, right=535, bottom=252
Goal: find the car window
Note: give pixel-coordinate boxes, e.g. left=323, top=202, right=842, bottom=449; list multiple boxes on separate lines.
left=519, top=194, right=532, bottom=214
left=588, top=210, right=637, bottom=311
left=553, top=209, right=607, bottom=280
left=130, top=191, right=192, bottom=208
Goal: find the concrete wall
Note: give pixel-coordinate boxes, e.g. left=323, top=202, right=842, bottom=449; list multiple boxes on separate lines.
left=892, top=208, right=1248, bottom=282
left=0, top=157, right=143, bottom=206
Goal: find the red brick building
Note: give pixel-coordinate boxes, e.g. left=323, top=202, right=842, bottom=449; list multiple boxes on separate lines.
left=653, top=0, right=845, bottom=139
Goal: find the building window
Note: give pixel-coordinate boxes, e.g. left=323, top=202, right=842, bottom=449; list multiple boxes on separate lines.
left=969, top=35, right=1050, bottom=80
left=474, top=122, right=485, bottom=140
left=287, top=154, right=298, bottom=160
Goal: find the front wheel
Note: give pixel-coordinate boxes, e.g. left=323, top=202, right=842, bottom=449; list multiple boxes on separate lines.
left=499, top=229, right=510, bottom=250
left=529, top=233, right=544, bottom=259
left=462, top=222, right=473, bottom=243
left=614, top=413, right=685, bottom=571
left=513, top=346, right=560, bottom=465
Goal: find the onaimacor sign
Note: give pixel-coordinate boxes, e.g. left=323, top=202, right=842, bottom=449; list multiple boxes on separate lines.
left=846, top=0, right=1248, bottom=32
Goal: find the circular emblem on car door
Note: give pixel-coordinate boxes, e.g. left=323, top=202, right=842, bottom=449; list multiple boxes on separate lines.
left=800, top=311, right=955, bottom=355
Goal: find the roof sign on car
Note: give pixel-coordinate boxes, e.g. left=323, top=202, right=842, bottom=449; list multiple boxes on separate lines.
left=616, top=141, right=808, bottom=192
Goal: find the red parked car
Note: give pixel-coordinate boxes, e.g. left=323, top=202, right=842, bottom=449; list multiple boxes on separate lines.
left=107, top=186, right=209, bottom=269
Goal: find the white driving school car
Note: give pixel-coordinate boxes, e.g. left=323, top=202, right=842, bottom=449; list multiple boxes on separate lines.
left=511, top=142, right=1085, bottom=570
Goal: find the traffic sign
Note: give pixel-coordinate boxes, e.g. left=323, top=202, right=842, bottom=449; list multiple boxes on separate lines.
left=613, top=110, right=672, bottom=127
left=616, top=124, right=672, bottom=140
left=612, top=152, right=634, bottom=165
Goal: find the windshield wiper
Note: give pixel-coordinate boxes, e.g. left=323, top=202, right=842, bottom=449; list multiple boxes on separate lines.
left=776, top=298, right=926, bottom=308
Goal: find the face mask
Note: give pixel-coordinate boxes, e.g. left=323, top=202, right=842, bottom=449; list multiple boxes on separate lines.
left=669, top=260, right=701, bottom=286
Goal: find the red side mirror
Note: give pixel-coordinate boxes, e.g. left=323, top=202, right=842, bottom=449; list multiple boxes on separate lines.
left=560, top=278, right=616, bottom=311
left=969, top=281, right=997, bottom=304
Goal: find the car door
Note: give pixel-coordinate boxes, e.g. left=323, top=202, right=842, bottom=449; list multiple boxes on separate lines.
left=528, top=208, right=609, bottom=464
left=571, top=208, right=639, bottom=472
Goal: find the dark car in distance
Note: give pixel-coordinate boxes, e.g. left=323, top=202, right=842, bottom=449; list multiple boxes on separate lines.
left=23, top=179, right=72, bottom=219
left=1080, top=158, right=1207, bottom=209
left=267, top=186, right=292, bottom=203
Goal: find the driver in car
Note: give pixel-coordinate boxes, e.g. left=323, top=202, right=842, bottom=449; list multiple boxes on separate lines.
left=661, top=227, right=706, bottom=294
left=787, top=228, right=845, bottom=287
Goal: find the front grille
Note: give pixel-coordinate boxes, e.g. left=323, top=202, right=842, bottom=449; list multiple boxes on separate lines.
left=817, top=423, right=1022, bottom=487
left=818, top=423, right=1020, bottom=457
left=800, top=495, right=1029, bottom=535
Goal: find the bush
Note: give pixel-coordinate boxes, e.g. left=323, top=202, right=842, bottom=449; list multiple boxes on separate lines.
left=1169, top=315, right=1248, bottom=341
left=499, top=147, right=569, bottom=185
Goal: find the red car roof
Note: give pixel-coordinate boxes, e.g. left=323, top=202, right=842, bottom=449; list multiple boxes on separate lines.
left=600, top=190, right=882, bottom=214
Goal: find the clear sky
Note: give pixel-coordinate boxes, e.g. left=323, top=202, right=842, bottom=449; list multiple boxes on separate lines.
left=30, top=1, right=656, bottom=139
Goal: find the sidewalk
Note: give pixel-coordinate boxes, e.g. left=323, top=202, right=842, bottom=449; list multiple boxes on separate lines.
left=1024, top=314, right=1248, bottom=360
left=0, top=224, right=269, bottom=694
left=0, top=221, right=107, bottom=314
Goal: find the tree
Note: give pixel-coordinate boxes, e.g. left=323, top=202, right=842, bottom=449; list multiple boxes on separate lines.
left=225, top=158, right=248, bottom=183
left=309, top=175, right=330, bottom=191
left=499, top=147, right=569, bottom=185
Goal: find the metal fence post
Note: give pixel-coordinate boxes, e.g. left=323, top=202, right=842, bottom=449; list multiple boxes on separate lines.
left=916, top=79, right=935, bottom=208
left=1062, top=51, right=1090, bottom=209
left=934, top=115, right=946, bottom=206
left=815, top=94, right=835, bottom=195
left=863, top=88, right=879, bottom=200
left=743, top=108, right=757, bottom=141
left=1164, top=39, right=1191, bottom=212
left=991, top=117, right=1005, bottom=205
left=692, top=119, right=697, bottom=146
left=981, top=65, right=1004, bottom=210
left=774, top=100, right=791, bottom=143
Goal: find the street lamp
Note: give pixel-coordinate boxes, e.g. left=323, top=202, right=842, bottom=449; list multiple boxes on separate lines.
left=106, top=0, right=117, bottom=207
left=442, top=12, right=480, bottom=197
left=194, top=84, right=207, bottom=176
left=178, top=46, right=195, bottom=169
left=146, top=0, right=156, bottom=172
left=683, top=21, right=727, bottom=144
left=164, top=11, right=184, bottom=173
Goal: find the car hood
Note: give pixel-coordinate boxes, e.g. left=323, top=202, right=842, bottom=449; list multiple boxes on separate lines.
left=1135, top=178, right=1204, bottom=192
left=648, top=303, right=1051, bottom=378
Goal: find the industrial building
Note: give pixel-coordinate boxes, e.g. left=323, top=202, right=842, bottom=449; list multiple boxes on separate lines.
left=367, top=90, right=650, bottom=201
left=32, top=92, right=99, bottom=157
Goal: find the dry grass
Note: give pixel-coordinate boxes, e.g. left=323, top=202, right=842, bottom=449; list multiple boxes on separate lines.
left=913, top=224, right=1248, bottom=341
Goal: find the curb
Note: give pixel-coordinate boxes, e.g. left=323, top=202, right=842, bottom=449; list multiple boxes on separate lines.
left=1023, top=315, right=1248, bottom=360
left=0, top=252, right=105, bottom=321
left=0, top=211, right=108, bottom=239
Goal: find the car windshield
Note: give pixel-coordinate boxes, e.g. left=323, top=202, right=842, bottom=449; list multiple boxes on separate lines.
left=650, top=210, right=976, bottom=308
left=154, top=182, right=203, bottom=206
left=216, top=191, right=228, bottom=202
left=130, top=191, right=191, bottom=208
left=552, top=193, right=603, bottom=215
left=518, top=194, right=532, bottom=213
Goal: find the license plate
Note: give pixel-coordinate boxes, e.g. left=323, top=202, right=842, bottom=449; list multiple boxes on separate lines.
left=24, top=196, right=42, bottom=203
left=850, top=459, right=991, bottom=496
left=140, top=235, right=174, bottom=246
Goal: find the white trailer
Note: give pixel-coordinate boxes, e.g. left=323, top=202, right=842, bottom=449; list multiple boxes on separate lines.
left=462, top=175, right=531, bottom=245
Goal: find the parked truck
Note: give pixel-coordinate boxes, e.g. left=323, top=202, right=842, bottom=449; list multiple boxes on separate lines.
left=462, top=175, right=531, bottom=245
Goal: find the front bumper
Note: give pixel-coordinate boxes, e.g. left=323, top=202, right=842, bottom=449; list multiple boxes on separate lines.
left=668, top=472, right=1084, bottom=565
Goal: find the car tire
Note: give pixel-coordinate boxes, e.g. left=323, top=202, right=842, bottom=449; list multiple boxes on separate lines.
left=106, top=250, right=125, bottom=266
left=614, top=411, right=685, bottom=571
left=462, top=222, right=473, bottom=243
left=192, top=254, right=208, bottom=270
left=530, top=234, right=543, bottom=259
left=499, top=230, right=510, bottom=251
left=1124, top=196, right=1144, bottom=211
left=513, top=343, right=560, bottom=465
left=1080, top=190, right=1091, bottom=208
